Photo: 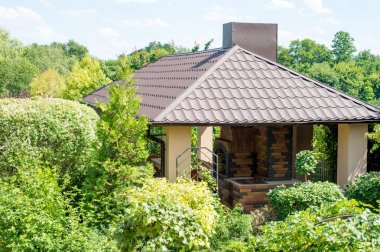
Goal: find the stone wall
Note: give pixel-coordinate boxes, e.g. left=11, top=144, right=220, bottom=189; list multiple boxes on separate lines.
left=219, top=178, right=296, bottom=212
left=255, top=126, right=293, bottom=179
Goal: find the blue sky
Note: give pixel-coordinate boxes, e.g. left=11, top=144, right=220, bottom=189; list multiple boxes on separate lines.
left=0, top=0, right=379, bottom=59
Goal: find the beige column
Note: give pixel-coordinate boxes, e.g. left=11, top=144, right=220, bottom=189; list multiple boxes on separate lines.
left=164, top=126, right=192, bottom=182
left=337, top=124, right=368, bottom=187
left=197, top=126, right=214, bottom=164
left=292, top=125, right=313, bottom=178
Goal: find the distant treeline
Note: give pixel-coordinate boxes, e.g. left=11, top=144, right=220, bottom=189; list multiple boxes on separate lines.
left=1, top=27, right=379, bottom=107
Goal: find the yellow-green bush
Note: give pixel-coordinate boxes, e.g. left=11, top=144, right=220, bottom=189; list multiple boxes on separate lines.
left=30, top=68, right=66, bottom=97
left=115, top=178, right=218, bottom=251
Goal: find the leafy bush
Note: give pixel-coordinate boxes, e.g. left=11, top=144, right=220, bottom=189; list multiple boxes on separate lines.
left=296, top=150, right=319, bottom=180
left=30, top=68, right=66, bottom=97
left=268, top=181, right=344, bottom=219
left=0, top=166, right=116, bottom=251
left=210, top=204, right=253, bottom=249
left=0, top=98, right=99, bottom=186
left=345, top=172, right=380, bottom=207
left=251, top=199, right=380, bottom=251
left=115, top=178, right=217, bottom=251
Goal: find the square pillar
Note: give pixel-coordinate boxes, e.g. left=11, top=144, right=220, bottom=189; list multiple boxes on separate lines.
left=164, top=126, right=192, bottom=182
left=197, top=126, right=213, bottom=163
left=337, top=124, right=368, bottom=187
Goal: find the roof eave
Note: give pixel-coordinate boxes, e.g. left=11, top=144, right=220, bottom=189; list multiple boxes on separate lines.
left=149, top=118, right=380, bottom=127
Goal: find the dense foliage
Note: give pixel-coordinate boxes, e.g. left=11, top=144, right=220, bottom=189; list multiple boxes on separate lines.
left=296, top=150, right=319, bottom=180
left=251, top=200, right=380, bottom=251
left=210, top=204, right=253, bottom=250
left=63, top=55, right=111, bottom=101
left=0, top=167, right=116, bottom=251
left=30, top=68, right=66, bottom=97
left=345, top=172, right=380, bottom=207
left=268, top=181, right=344, bottom=219
left=0, top=98, right=98, bottom=186
left=116, top=178, right=217, bottom=251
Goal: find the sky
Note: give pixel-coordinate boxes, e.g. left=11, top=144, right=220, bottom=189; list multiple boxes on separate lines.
left=0, top=0, right=379, bottom=60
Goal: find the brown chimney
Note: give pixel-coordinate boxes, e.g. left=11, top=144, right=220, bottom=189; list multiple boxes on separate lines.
left=223, top=22, right=278, bottom=62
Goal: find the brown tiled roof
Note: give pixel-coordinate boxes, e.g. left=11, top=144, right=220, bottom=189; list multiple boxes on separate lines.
left=83, top=45, right=380, bottom=125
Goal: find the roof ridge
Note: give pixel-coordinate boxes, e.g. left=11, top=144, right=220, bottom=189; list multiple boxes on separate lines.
left=162, top=47, right=227, bottom=57
left=235, top=45, right=380, bottom=114
left=154, top=46, right=240, bottom=121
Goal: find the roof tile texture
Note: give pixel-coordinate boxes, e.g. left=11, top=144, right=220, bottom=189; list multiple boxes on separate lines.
left=83, top=46, right=380, bottom=124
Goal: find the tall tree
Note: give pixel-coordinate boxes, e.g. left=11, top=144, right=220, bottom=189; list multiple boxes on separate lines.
left=23, top=44, right=76, bottom=75
left=62, top=55, right=110, bottom=101
left=30, top=69, right=65, bottom=97
left=65, top=40, right=89, bottom=60
left=331, top=31, right=356, bottom=62
left=0, top=57, right=38, bottom=97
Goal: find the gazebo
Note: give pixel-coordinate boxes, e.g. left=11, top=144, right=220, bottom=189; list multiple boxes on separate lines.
left=84, top=23, right=380, bottom=211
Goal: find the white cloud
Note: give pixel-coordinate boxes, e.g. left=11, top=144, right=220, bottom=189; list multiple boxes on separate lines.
left=202, top=6, right=238, bottom=22
left=60, top=9, right=97, bottom=17
left=98, top=27, right=120, bottom=38
left=318, top=17, right=341, bottom=25
left=114, top=0, right=157, bottom=3
left=0, top=6, right=43, bottom=21
left=122, top=18, right=169, bottom=28
left=308, top=25, right=326, bottom=35
left=35, top=0, right=52, bottom=8
left=265, top=0, right=295, bottom=10
left=0, top=6, right=66, bottom=42
left=302, top=0, right=332, bottom=14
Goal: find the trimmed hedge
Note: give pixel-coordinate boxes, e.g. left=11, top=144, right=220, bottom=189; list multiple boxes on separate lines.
left=345, top=172, right=380, bottom=207
left=0, top=98, right=99, bottom=185
left=268, top=181, right=344, bottom=219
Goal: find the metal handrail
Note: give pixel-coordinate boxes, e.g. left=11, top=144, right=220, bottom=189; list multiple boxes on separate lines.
left=176, top=146, right=219, bottom=194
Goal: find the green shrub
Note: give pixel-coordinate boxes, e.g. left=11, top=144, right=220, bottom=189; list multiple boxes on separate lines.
left=268, top=181, right=344, bottom=219
left=296, top=150, right=319, bottom=181
left=251, top=199, right=380, bottom=251
left=210, top=204, right=253, bottom=249
left=0, top=98, right=99, bottom=186
left=345, top=172, right=380, bottom=207
left=82, top=82, right=153, bottom=227
left=0, top=166, right=116, bottom=251
left=115, top=178, right=217, bottom=251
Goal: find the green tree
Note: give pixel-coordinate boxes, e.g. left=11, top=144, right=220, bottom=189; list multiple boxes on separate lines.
left=333, top=61, right=364, bottom=98
left=0, top=27, right=23, bottom=58
left=63, top=55, right=110, bottom=101
left=23, top=43, right=76, bottom=75
left=82, top=81, right=153, bottom=227
left=0, top=56, right=38, bottom=97
left=288, top=39, right=332, bottom=72
left=97, top=82, right=148, bottom=165
left=277, top=46, right=293, bottom=67
left=308, top=62, right=339, bottom=88
left=65, top=39, right=89, bottom=60
left=30, top=68, right=66, bottom=97
left=332, top=31, right=356, bottom=62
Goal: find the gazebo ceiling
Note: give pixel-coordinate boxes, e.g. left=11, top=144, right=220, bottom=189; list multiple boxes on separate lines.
left=83, top=45, right=380, bottom=125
